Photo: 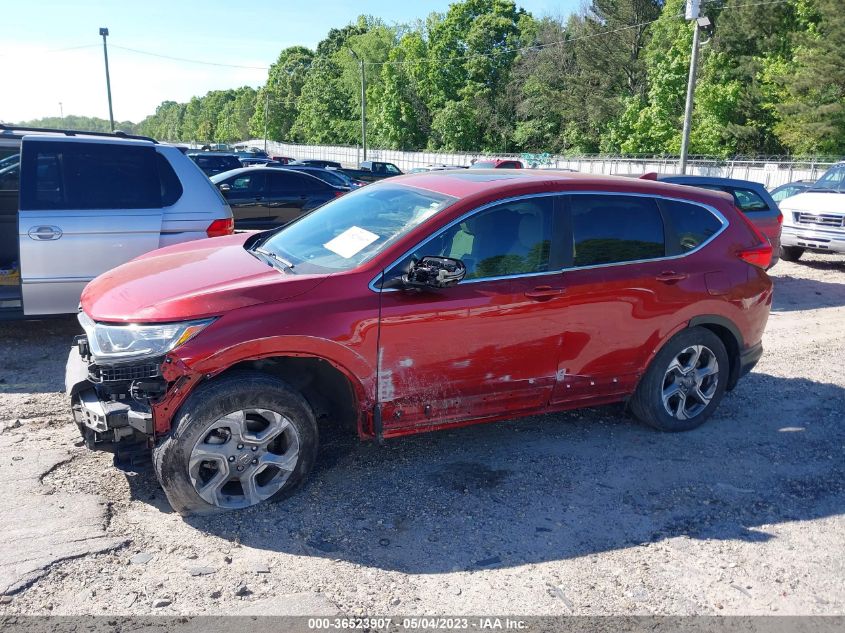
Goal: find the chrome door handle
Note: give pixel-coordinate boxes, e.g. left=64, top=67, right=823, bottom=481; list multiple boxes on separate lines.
left=655, top=271, right=688, bottom=283
left=27, top=225, right=63, bottom=240
left=524, top=286, right=566, bottom=301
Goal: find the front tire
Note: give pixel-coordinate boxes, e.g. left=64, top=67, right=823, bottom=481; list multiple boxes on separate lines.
left=780, top=246, right=804, bottom=262
left=153, top=371, right=318, bottom=515
left=630, top=327, right=729, bottom=432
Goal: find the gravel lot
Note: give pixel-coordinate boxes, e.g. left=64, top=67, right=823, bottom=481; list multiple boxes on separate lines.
left=0, top=254, right=843, bottom=616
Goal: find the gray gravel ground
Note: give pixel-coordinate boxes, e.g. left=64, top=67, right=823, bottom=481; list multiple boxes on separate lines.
left=0, top=253, right=843, bottom=616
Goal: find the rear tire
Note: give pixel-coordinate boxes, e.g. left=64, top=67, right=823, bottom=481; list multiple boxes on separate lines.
left=780, top=246, right=804, bottom=262
left=630, top=327, right=729, bottom=432
left=153, top=371, right=318, bottom=515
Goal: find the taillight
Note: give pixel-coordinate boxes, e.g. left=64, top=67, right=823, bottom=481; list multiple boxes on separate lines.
left=734, top=211, right=773, bottom=269
left=206, top=217, right=234, bottom=238
left=738, top=244, right=773, bottom=269
left=334, top=190, right=346, bottom=198
left=777, top=211, right=783, bottom=225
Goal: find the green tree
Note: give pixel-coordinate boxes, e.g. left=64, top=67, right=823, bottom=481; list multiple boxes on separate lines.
left=250, top=47, right=314, bottom=141
left=774, top=0, right=845, bottom=154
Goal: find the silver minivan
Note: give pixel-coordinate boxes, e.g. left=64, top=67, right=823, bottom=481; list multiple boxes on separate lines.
left=0, top=126, right=233, bottom=317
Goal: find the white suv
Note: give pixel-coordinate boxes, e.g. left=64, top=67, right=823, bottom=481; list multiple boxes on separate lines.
left=0, top=126, right=233, bottom=317
left=779, top=162, right=845, bottom=262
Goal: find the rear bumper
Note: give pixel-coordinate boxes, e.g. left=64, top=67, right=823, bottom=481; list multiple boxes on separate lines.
left=739, top=341, right=763, bottom=380
left=781, top=225, right=845, bottom=254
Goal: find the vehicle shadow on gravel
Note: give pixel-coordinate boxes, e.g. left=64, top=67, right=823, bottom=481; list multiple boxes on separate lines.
left=154, top=371, right=845, bottom=574
left=771, top=275, right=845, bottom=312
left=0, top=316, right=80, bottom=394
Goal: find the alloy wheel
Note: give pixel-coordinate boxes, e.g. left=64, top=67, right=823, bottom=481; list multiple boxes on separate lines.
left=661, top=345, right=720, bottom=421
left=188, top=408, right=300, bottom=509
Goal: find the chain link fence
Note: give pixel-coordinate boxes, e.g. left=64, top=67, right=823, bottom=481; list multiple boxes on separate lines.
left=234, top=139, right=839, bottom=189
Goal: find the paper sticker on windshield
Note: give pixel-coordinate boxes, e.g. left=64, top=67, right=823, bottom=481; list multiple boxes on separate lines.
left=323, top=226, right=380, bottom=259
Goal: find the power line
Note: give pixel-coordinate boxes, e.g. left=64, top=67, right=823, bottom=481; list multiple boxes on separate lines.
left=110, top=45, right=269, bottom=70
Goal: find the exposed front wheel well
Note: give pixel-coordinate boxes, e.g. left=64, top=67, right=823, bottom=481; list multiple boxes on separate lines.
left=219, top=356, right=360, bottom=437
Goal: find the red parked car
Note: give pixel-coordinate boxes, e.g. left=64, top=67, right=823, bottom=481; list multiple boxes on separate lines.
left=66, top=170, right=773, bottom=514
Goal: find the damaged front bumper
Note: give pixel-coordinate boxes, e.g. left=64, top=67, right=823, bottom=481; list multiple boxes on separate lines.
left=65, top=337, right=160, bottom=453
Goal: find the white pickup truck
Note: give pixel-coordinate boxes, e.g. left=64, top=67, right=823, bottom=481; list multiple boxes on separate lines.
left=779, top=162, right=845, bottom=262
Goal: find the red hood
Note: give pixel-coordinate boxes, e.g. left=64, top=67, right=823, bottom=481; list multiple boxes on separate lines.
left=81, top=234, right=325, bottom=323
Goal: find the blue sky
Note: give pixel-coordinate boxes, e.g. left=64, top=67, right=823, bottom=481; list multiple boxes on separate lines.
left=3, top=0, right=580, bottom=123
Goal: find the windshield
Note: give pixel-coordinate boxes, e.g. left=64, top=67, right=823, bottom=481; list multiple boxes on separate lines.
left=810, top=165, right=845, bottom=192
left=253, top=183, right=455, bottom=274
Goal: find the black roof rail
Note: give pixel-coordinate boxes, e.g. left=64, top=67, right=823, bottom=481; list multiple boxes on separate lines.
left=0, top=123, right=158, bottom=144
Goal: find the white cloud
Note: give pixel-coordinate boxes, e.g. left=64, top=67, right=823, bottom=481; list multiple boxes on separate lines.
left=0, top=42, right=267, bottom=123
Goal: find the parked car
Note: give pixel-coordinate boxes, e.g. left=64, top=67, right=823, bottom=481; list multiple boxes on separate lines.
left=240, top=157, right=277, bottom=168
left=284, top=165, right=363, bottom=189
left=657, top=175, right=782, bottom=268
left=299, top=159, right=343, bottom=169
left=201, top=143, right=233, bottom=153
left=210, top=166, right=346, bottom=230
left=0, top=124, right=232, bottom=318
left=470, top=158, right=524, bottom=169
left=340, top=160, right=403, bottom=183
left=778, top=162, right=845, bottom=262
left=770, top=179, right=815, bottom=202
left=187, top=152, right=242, bottom=177
left=270, top=156, right=296, bottom=165
left=408, top=164, right=466, bottom=173
left=234, top=148, right=269, bottom=160
left=67, top=170, right=773, bottom=514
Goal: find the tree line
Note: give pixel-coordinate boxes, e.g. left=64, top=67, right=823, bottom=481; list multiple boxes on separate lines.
left=22, top=0, right=845, bottom=157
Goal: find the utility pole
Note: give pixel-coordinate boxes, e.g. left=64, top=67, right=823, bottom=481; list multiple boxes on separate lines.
left=349, top=49, right=367, bottom=162
left=264, top=87, right=270, bottom=153
left=679, top=0, right=708, bottom=175
left=59, top=102, right=64, bottom=124
left=99, top=27, right=115, bottom=132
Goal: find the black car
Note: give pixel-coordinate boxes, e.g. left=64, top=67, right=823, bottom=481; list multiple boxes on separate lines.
left=240, top=157, right=278, bottom=168
left=299, top=159, right=343, bottom=169
left=210, top=167, right=346, bottom=230
left=188, top=152, right=243, bottom=177
left=285, top=165, right=363, bottom=189
left=235, top=148, right=269, bottom=159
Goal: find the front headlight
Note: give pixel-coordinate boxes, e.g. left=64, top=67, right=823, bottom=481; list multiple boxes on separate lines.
left=78, top=312, right=214, bottom=362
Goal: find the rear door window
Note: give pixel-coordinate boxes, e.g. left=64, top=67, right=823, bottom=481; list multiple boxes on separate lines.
left=661, top=199, right=723, bottom=253
left=21, top=141, right=161, bottom=210
left=570, top=195, right=665, bottom=267
left=269, top=171, right=300, bottom=194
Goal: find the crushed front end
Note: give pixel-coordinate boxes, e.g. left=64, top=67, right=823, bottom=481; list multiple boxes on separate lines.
left=66, top=334, right=164, bottom=464
left=65, top=313, right=211, bottom=466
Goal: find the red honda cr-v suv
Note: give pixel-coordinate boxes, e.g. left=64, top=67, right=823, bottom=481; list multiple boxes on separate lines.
left=66, top=171, right=773, bottom=514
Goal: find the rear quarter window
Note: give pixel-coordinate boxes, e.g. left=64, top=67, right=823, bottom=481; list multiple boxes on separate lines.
left=661, top=199, right=723, bottom=253
left=156, top=154, right=183, bottom=206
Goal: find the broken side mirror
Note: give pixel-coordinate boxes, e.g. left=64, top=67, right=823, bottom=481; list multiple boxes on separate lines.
left=403, top=256, right=466, bottom=290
